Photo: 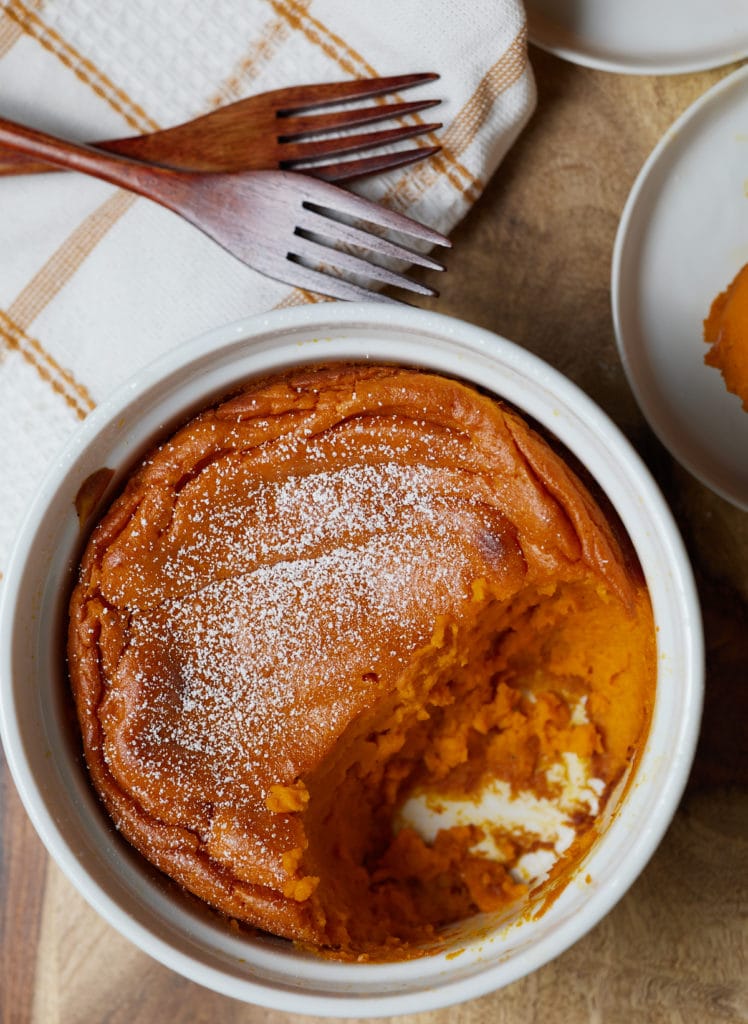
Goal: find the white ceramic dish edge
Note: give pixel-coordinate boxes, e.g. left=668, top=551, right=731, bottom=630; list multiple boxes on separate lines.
left=529, top=32, right=746, bottom=76
left=0, top=303, right=703, bottom=1017
left=527, top=9, right=748, bottom=75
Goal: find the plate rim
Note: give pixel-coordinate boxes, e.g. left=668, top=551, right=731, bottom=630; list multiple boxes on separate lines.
left=611, top=62, right=748, bottom=511
left=527, top=5, right=748, bottom=75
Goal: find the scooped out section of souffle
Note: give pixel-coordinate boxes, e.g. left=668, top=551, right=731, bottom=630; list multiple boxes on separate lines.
left=67, top=364, right=656, bottom=961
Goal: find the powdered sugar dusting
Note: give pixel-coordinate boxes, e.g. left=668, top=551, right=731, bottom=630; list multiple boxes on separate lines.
left=114, top=444, right=500, bottom=809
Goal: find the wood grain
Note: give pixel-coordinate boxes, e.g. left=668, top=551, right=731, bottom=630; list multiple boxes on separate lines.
left=0, top=73, right=441, bottom=179
left=2, top=49, right=747, bottom=1024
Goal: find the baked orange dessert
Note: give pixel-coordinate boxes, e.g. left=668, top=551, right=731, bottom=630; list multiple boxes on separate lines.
left=704, top=262, right=748, bottom=411
left=68, top=363, right=656, bottom=960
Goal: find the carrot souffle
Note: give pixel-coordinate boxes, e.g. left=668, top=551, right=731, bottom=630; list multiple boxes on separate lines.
left=67, top=363, right=656, bottom=961
left=703, top=262, right=748, bottom=411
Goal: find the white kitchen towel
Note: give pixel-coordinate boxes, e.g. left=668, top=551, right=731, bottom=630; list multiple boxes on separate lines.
left=0, top=0, right=535, bottom=574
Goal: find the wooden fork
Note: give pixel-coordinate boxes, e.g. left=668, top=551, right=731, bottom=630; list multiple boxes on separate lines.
left=0, top=115, right=450, bottom=302
left=0, top=74, right=441, bottom=182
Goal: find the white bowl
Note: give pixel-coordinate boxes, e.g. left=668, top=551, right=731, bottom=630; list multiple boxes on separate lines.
left=0, top=304, right=703, bottom=1017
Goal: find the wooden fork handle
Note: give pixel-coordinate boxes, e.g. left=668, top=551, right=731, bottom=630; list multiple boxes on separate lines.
left=0, top=148, right=52, bottom=175
left=0, top=116, right=265, bottom=176
left=0, top=116, right=188, bottom=208
left=0, top=138, right=146, bottom=176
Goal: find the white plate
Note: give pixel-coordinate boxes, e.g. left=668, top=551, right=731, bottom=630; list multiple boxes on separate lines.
left=527, top=0, right=748, bottom=75
left=612, top=64, right=748, bottom=510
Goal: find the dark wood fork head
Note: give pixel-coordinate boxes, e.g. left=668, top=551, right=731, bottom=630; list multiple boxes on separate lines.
left=171, top=169, right=451, bottom=302
left=0, top=74, right=442, bottom=182
left=133, top=73, right=443, bottom=176
left=270, top=73, right=442, bottom=168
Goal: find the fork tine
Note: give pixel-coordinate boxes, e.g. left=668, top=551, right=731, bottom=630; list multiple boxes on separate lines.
left=278, top=99, right=440, bottom=140
left=300, top=180, right=451, bottom=249
left=272, top=73, right=439, bottom=115
left=309, top=145, right=441, bottom=183
left=291, top=232, right=437, bottom=296
left=281, top=122, right=441, bottom=164
left=298, top=203, right=445, bottom=270
left=282, top=258, right=402, bottom=303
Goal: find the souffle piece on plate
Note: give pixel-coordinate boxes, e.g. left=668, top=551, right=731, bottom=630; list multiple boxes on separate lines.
left=68, top=363, right=656, bottom=961
left=704, top=262, right=748, bottom=411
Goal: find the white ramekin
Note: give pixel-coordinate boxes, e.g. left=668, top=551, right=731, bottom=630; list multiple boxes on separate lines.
left=0, top=304, right=703, bottom=1017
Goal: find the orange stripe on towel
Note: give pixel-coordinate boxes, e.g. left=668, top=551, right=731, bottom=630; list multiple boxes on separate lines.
left=2, top=1, right=159, bottom=132
left=207, top=11, right=300, bottom=107
left=7, top=191, right=137, bottom=332
left=0, top=0, right=44, bottom=59
left=0, top=309, right=95, bottom=419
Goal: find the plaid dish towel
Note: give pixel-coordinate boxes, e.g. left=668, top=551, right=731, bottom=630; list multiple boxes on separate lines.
left=0, top=0, right=535, bottom=575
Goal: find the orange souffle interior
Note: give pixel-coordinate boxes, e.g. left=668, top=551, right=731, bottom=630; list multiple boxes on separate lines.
left=704, top=262, right=748, bottom=411
left=67, top=363, right=656, bottom=960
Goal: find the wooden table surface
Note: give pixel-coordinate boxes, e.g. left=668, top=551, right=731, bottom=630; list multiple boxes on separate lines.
left=2, top=47, right=747, bottom=1024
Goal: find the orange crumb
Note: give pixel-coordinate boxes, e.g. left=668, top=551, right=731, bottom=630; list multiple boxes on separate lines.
left=266, top=781, right=310, bottom=813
